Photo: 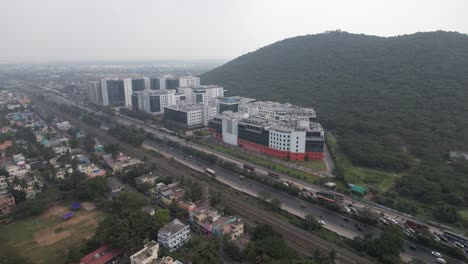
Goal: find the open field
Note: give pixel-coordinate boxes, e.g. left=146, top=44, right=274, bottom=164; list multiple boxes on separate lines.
left=0, top=203, right=105, bottom=264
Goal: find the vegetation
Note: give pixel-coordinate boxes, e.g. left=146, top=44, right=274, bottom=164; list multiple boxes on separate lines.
left=352, top=225, right=405, bottom=264
left=202, top=31, right=468, bottom=227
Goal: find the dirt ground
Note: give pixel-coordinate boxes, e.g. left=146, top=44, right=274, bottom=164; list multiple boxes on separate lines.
left=34, top=208, right=101, bottom=246
left=81, top=201, right=96, bottom=211
left=42, top=205, right=67, bottom=218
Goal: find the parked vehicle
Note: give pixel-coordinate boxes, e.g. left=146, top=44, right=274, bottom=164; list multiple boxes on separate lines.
left=431, top=251, right=442, bottom=258
left=408, top=244, right=417, bottom=251
left=205, top=168, right=215, bottom=176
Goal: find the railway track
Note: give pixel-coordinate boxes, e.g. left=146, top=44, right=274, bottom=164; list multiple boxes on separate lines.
left=222, top=194, right=374, bottom=264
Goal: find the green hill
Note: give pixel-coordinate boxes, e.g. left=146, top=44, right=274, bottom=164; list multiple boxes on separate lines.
left=201, top=31, right=468, bottom=225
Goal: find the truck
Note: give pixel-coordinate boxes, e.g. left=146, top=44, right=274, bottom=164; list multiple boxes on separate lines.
left=205, top=168, right=216, bottom=176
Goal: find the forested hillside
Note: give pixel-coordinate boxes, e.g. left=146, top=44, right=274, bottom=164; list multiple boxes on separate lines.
left=201, top=31, right=468, bottom=226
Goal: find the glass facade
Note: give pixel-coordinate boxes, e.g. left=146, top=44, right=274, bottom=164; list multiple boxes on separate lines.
left=219, top=103, right=239, bottom=113
left=132, top=79, right=146, bottom=91
left=150, top=78, right=161, bottom=90
left=149, top=95, right=161, bottom=112
left=131, top=93, right=139, bottom=111
left=106, top=80, right=125, bottom=106
left=164, top=108, right=188, bottom=124
left=166, top=78, right=179, bottom=89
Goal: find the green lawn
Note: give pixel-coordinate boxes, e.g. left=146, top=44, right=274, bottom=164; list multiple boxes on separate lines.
left=292, top=160, right=327, bottom=171
left=0, top=204, right=105, bottom=264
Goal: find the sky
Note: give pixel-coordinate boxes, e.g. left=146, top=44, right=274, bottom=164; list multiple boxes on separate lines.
left=1, top=0, right=467, bottom=63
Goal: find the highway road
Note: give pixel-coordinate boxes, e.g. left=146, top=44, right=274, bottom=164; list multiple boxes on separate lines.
left=17, top=82, right=466, bottom=264
left=143, top=140, right=463, bottom=264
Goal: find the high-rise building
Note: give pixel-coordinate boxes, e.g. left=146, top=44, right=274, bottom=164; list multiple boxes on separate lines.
left=150, top=77, right=166, bottom=90
left=102, top=79, right=126, bottom=107
left=178, top=85, right=224, bottom=105
left=179, top=76, right=200, bottom=87
left=165, top=78, right=180, bottom=90
left=132, top=90, right=176, bottom=114
left=88, top=81, right=103, bottom=104
left=132, top=78, right=146, bottom=92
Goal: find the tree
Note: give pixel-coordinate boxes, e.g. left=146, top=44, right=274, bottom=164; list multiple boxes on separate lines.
left=10, top=189, right=27, bottom=204
left=432, top=203, right=461, bottom=223
left=258, top=191, right=271, bottom=201
left=104, top=210, right=160, bottom=253
left=154, top=208, right=170, bottom=225
left=112, top=192, right=149, bottom=213
left=76, top=177, right=107, bottom=200
left=304, top=214, right=321, bottom=231
left=270, top=198, right=282, bottom=212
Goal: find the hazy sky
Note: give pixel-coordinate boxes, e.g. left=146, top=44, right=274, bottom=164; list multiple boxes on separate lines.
left=1, top=0, right=467, bottom=62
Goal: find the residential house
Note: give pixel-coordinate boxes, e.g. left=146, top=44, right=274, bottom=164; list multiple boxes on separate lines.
left=130, top=240, right=159, bottom=264
left=150, top=183, right=175, bottom=206
left=158, top=219, right=190, bottom=252
left=55, top=121, right=71, bottom=131
left=80, top=244, right=123, bottom=264
left=6, top=163, right=31, bottom=178
left=0, top=193, right=15, bottom=215
left=106, top=177, right=124, bottom=198
left=55, top=167, right=73, bottom=180
left=135, top=173, right=159, bottom=187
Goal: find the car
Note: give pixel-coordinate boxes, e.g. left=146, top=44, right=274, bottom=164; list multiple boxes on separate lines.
left=435, top=258, right=446, bottom=264
left=318, top=220, right=326, bottom=225
left=454, top=241, right=464, bottom=248
left=356, top=225, right=364, bottom=232
left=408, top=244, right=417, bottom=250
left=343, top=217, right=350, bottom=222
left=431, top=251, right=442, bottom=258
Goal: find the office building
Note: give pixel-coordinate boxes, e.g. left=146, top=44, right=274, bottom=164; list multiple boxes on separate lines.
left=150, top=77, right=166, bottom=90
left=164, top=104, right=217, bottom=128
left=165, top=77, right=180, bottom=90
left=208, top=101, right=325, bottom=161
left=178, top=85, right=224, bottom=105
left=179, top=76, right=200, bottom=87
left=101, top=79, right=126, bottom=107
left=132, top=90, right=176, bottom=114
left=88, top=81, right=103, bottom=104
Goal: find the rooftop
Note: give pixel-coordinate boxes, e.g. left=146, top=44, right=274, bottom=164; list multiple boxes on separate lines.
left=159, top=219, right=188, bottom=235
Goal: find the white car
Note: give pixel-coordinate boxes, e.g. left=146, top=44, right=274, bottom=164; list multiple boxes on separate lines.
left=436, top=258, right=446, bottom=264
left=318, top=220, right=326, bottom=225
left=431, top=251, right=442, bottom=258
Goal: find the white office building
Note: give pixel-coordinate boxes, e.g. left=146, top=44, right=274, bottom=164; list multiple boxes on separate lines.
left=132, top=90, right=176, bottom=114
left=179, top=76, right=200, bottom=87
left=158, top=219, right=190, bottom=252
